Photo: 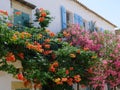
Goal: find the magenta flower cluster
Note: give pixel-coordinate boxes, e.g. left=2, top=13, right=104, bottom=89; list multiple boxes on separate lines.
left=63, top=24, right=120, bottom=89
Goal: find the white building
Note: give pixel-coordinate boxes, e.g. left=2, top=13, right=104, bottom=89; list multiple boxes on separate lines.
left=0, top=0, right=117, bottom=33
left=0, top=0, right=117, bottom=90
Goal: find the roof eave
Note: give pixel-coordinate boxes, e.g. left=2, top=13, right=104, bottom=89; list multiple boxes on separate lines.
left=73, top=0, right=117, bottom=28
left=15, top=0, right=36, bottom=9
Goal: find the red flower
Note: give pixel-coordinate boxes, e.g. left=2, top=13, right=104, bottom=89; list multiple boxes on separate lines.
left=23, top=79, right=31, bottom=87
left=44, top=44, right=50, bottom=49
left=61, top=78, right=67, bottom=82
left=49, top=32, right=55, bottom=37
left=6, top=52, right=16, bottom=62
left=41, top=12, right=47, bottom=17
left=7, top=22, right=13, bottom=27
left=38, top=17, right=45, bottom=22
left=49, top=66, right=56, bottom=72
left=43, top=50, right=52, bottom=55
left=45, top=38, right=50, bottom=43
left=83, top=47, right=89, bottom=51
left=66, top=70, right=69, bottom=75
left=67, top=78, right=73, bottom=86
left=69, top=67, right=74, bottom=71
left=15, top=11, right=21, bottom=15
left=18, top=53, right=24, bottom=60
left=17, top=73, right=24, bottom=80
left=87, top=67, right=93, bottom=74
left=74, top=75, right=81, bottom=83
left=52, top=61, right=59, bottom=67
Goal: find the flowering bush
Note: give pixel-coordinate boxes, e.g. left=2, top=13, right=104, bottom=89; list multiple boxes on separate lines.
left=60, top=24, right=120, bottom=89
left=2, top=8, right=120, bottom=90
left=35, top=8, right=53, bottom=28
left=61, top=24, right=103, bottom=52
left=0, top=9, right=98, bottom=90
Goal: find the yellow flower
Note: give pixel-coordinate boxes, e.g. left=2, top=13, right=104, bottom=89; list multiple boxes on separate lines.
left=70, top=54, right=76, bottom=58
left=91, top=56, right=97, bottom=59
left=11, top=34, right=18, bottom=41
left=21, top=32, right=31, bottom=38
left=54, top=78, right=61, bottom=83
left=45, top=29, right=50, bottom=32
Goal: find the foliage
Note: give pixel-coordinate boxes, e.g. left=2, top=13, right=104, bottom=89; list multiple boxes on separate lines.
left=2, top=8, right=120, bottom=90
left=0, top=9, right=98, bottom=90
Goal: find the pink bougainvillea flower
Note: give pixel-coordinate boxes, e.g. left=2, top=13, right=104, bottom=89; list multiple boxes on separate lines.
left=102, top=60, right=108, bottom=65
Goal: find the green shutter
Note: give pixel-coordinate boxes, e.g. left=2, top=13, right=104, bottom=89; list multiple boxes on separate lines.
left=22, top=12, right=30, bottom=27
left=14, top=9, right=22, bottom=25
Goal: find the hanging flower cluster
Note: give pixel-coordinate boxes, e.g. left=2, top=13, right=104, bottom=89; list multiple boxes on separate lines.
left=35, top=8, right=53, bottom=28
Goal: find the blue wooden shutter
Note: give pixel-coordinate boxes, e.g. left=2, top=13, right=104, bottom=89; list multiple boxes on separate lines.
left=74, top=14, right=83, bottom=26
left=61, top=6, right=67, bottom=29
left=100, top=27, right=104, bottom=32
left=74, top=13, right=78, bottom=24
left=78, top=15, right=83, bottom=26
left=22, top=12, right=30, bottom=26
left=14, top=9, right=22, bottom=25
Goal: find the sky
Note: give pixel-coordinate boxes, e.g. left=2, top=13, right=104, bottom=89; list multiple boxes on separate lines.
left=78, top=0, right=120, bottom=28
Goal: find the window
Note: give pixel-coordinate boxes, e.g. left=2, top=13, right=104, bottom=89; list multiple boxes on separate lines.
left=66, top=11, right=73, bottom=26
left=61, top=6, right=84, bottom=29
left=74, top=13, right=83, bottom=27
left=83, top=19, right=87, bottom=30
left=12, top=81, right=31, bottom=90
left=11, top=0, right=36, bottom=27
left=14, top=9, right=30, bottom=27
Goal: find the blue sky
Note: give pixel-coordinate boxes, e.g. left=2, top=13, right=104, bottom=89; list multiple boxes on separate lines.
left=78, top=0, right=120, bottom=28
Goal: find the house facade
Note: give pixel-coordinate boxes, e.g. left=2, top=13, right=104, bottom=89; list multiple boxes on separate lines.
left=0, top=0, right=117, bottom=90
left=30, top=0, right=116, bottom=33
left=0, top=0, right=117, bottom=33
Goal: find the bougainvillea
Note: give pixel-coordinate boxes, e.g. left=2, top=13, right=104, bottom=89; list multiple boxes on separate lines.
left=60, top=24, right=120, bottom=89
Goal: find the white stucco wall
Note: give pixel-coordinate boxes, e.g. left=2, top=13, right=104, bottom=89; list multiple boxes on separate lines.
left=0, top=0, right=11, bottom=15
left=26, top=0, right=115, bottom=33
left=0, top=0, right=115, bottom=33
left=0, top=72, right=20, bottom=90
